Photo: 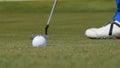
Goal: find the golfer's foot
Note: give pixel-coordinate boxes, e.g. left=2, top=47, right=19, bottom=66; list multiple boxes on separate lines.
left=85, top=21, right=120, bottom=39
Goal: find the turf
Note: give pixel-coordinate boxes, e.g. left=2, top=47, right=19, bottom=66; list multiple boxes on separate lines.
left=0, top=0, right=115, bottom=13
left=0, top=1, right=120, bottom=68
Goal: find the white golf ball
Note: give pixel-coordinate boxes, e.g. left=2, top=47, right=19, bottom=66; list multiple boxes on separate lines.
left=32, top=35, right=46, bottom=47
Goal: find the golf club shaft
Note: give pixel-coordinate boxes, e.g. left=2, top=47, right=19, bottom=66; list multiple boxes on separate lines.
left=45, top=0, right=58, bottom=35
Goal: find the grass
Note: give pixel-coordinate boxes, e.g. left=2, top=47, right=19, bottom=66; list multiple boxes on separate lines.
left=0, top=0, right=115, bottom=13
left=0, top=1, right=120, bottom=68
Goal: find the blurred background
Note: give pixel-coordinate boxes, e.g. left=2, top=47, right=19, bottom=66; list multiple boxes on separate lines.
left=0, top=0, right=116, bottom=13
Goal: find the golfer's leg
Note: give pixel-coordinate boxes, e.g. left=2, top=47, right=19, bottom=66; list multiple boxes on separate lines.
left=113, top=0, right=120, bottom=22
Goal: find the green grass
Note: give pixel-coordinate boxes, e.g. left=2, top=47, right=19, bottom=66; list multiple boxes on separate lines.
left=0, top=1, right=120, bottom=68
left=0, top=0, right=115, bottom=13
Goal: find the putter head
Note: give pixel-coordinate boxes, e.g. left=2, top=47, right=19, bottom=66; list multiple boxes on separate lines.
left=31, top=34, right=50, bottom=40
left=43, top=35, right=50, bottom=40
left=31, top=34, right=39, bottom=40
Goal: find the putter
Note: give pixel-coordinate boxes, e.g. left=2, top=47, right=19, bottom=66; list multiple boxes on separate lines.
left=32, top=0, right=58, bottom=39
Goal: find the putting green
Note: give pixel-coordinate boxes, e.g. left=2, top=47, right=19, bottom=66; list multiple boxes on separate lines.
left=0, top=1, right=120, bottom=68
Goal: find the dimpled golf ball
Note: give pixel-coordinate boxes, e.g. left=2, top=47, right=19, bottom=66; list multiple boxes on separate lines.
left=32, top=35, right=46, bottom=47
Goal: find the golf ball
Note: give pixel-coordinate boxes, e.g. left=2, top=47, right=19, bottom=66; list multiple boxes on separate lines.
left=32, top=35, right=46, bottom=47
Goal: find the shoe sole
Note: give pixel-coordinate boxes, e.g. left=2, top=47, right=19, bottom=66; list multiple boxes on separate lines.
left=88, top=36, right=120, bottom=39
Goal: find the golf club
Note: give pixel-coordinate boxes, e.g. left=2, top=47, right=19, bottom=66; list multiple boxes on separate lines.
left=32, top=0, right=58, bottom=39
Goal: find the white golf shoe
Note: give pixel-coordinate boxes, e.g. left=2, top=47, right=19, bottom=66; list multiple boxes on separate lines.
left=85, top=21, right=120, bottom=39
